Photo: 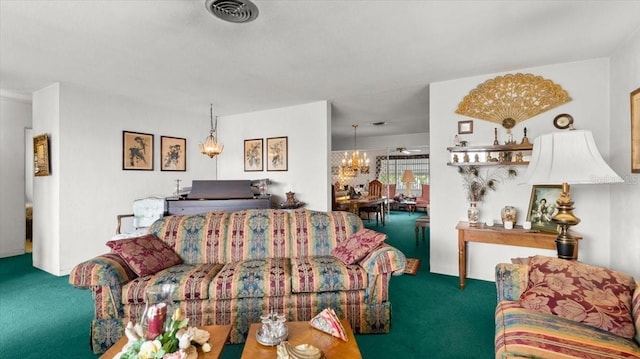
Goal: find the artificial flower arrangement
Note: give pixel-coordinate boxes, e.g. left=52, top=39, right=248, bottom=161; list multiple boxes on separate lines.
left=114, top=308, right=212, bottom=359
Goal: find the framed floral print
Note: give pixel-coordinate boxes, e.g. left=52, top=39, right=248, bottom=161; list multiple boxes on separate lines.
left=244, top=138, right=263, bottom=172
left=161, top=136, right=186, bottom=171
left=33, top=133, right=50, bottom=176
left=267, top=136, right=288, bottom=171
left=123, top=131, right=154, bottom=170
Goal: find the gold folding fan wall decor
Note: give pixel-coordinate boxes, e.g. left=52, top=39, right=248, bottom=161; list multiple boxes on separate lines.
left=455, top=73, right=570, bottom=132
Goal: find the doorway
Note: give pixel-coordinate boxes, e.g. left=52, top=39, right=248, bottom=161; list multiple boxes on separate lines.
left=25, top=128, right=33, bottom=252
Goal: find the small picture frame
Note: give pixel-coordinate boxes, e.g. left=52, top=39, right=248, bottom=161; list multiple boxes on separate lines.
left=526, top=184, right=563, bottom=234
left=244, top=138, right=263, bottom=172
left=458, top=120, right=473, bottom=134
left=267, top=136, right=288, bottom=171
left=631, top=87, right=640, bottom=173
left=123, top=131, right=154, bottom=170
left=33, top=133, right=51, bottom=176
left=160, top=136, right=186, bottom=171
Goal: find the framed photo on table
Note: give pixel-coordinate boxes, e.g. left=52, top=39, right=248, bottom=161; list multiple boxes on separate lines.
left=122, top=131, right=154, bottom=170
left=267, top=136, right=288, bottom=171
left=160, top=136, right=186, bottom=171
left=526, top=184, right=562, bottom=233
left=244, top=138, right=263, bottom=172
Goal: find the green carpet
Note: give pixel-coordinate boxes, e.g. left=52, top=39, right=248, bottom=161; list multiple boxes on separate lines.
left=0, top=211, right=496, bottom=358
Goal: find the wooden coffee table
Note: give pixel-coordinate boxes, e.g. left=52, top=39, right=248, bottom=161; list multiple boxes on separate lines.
left=99, top=324, right=232, bottom=359
left=241, top=320, right=362, bottom=359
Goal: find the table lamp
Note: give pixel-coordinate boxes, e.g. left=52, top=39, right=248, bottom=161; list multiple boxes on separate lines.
left=401, top=170, right=416, bottom=197
left=519, top=130, right=623, bottom=259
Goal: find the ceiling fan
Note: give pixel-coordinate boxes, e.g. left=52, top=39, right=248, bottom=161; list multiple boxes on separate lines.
left=394, top=147, right=421, bottom=154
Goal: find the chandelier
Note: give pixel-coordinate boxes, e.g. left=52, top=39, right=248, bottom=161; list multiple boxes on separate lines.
left=341, top=124, right=369, bottom=175
left=199, top=104, right=224, bottom=158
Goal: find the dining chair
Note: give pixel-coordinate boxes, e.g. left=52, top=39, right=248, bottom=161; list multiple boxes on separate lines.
left=359, top=180, right=384, bottom=226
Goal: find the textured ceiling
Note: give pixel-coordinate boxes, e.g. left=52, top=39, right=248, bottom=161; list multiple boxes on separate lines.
left=2, top=1, right=639, bottom=143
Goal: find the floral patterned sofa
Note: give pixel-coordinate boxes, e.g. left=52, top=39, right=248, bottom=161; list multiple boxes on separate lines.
left=495, top=255, right=640, bottom=358
left=70, top=209, right=406, bottom=353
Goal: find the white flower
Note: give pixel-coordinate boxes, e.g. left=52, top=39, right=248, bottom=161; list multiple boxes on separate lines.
left=138, top=340, right=162, bottom=359
left=202, top=343, right=212, bottom=353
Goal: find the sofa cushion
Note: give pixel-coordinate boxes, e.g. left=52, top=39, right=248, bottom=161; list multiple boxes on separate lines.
left=496, top=301, right=640, bottom=358
left=106, top=234, right=183, bottom=277
left=331, top=228, right=386, bottom=265
left=520, top=255, right=636, bottom=339
left=209, top=258, right=292, bottom=300
left=122, top=263, right=223, bottom=303
left=291, top=256, right=368, bottom=294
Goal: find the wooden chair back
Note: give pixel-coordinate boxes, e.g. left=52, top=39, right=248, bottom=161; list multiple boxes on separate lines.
left=368, top=180, right=383, bottom=197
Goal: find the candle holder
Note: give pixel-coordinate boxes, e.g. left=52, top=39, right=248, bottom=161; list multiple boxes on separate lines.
left=256, top=310, right=288, bottom=346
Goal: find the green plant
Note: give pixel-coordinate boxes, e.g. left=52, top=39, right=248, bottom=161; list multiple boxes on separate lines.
left=458, top=166, right=517, bottom=202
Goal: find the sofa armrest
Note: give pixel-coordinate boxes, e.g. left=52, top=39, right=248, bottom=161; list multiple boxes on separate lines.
left=69, top=253, right=137, bottom=288
left=69, top=253, right=138, bottom=321
left=495, top=263, right=529, bottom=302
left=359, top=244, right=406, bottom=275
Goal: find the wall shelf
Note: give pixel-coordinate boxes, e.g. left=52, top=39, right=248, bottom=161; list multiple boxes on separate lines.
left=447, top=143, right=533, bottom=166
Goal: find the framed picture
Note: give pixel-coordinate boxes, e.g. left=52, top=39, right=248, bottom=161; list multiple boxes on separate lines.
left=526, top=184, right=562, bottom=233
left=458, top=120, right=473, bottom=134
left=267, top=136, right=288, bottom=171
left=160, top=136, right=186, bottom=171
left=244, top=138, right=263, bottom=172
left=33, top=133, right=50, bottom=176
left=631, top=88, right=640, bottom=173
left=122, top=131, right=154, bottom=170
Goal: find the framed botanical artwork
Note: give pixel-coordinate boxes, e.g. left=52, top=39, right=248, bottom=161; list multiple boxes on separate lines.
left=244, top=138, right=263, bottom=172
left=33, top=133, right=51, bottom=176
left=631, top=87, right=640, bottom=173
left=267, top=136, right=288, bottom=171
left=160, top=136, right=186, bottom=171
left=526, top=184, right=562, bottom=234
left=458, top=120, right=473, bottom=134
left=122, top=131, right=154, bottom=170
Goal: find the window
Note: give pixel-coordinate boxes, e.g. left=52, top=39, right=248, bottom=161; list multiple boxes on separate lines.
left=378, top=154, right=429, bottom=195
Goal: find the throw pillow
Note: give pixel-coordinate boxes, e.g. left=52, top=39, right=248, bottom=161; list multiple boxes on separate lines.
left=106, top=234, right=182, bottom=277
left=520, top=255, right=636, bottom=339
left=331, top=228, right=386, bottom=265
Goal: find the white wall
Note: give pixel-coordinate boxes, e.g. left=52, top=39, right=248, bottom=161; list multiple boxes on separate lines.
left=0, top=95, right=32, bottom=257
left=609, top=29, right=640, bottom=279
left=32, top=84, right=61, bottom=271
left=32, top=82, right=217, bottom=275
left=217, top=101, right=331, bottom=211
left=430, top=58, right=617, bottom=281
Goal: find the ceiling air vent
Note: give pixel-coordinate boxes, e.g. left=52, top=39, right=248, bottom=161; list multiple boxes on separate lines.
left=205, top=0, right=259, bottom=23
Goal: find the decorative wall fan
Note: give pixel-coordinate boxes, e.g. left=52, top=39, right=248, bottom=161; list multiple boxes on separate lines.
left=455, top=73, right=571, bottom=132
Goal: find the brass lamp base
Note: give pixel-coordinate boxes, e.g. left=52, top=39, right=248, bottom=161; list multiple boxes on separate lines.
left=551, top=182, right=580, bottom=260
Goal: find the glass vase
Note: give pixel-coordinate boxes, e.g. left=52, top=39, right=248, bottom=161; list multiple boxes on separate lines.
left=467, top=202, right=480, bottom=226
left=141, top=284, right=174, bottom=340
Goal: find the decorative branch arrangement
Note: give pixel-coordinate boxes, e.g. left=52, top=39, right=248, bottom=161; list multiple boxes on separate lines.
left=458, top=165, right=517, bottom=202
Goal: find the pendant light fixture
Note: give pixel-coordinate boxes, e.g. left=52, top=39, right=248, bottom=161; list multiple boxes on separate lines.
left=199, top=104, right=224, bottom=158
left=341, top=124, right=369, bottom=175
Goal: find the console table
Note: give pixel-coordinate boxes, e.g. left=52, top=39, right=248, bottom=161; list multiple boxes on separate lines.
left=456, top=221, right=582, bottom=290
